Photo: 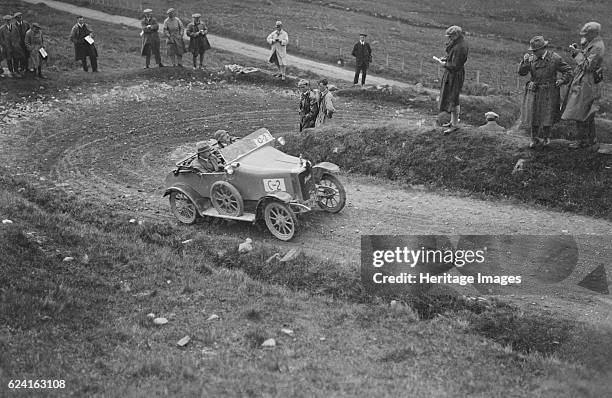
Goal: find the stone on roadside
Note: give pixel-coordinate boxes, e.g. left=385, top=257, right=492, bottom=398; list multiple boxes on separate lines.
left=207, top=314, right=219, bottom=321
left=177, top=336, right=191, bottom=347
left=261, top=338, right=276, bottom=347
left=63, top=256, right=74, bottom=262
left=129, top=218, right=137, bottom=224
left=279, top=248, right=298, bottom=262
left=2, top=219, right=13, bottom=224
left=238, top=238, right=253, bottom=253
left=512, top=159, right=527, bottom=174
left=281, top=328, right=294, bottom=336
left=153, top=317, right=168, bottom=325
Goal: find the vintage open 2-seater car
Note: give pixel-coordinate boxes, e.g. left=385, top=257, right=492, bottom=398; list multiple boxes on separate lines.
left=163, top=128, right=346, bottom=240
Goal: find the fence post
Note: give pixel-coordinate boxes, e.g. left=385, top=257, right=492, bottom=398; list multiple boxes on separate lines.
left=476, top=70, right=480, bottom=84
left=401, top=56, right=405, bottom=72
left=419, top=59, right=423, bottom=74
left=386, top=53, right=389, bottom=67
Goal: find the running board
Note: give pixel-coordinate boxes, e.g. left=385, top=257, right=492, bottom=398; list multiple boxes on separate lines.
left=199, top=207, right=256, bottom=222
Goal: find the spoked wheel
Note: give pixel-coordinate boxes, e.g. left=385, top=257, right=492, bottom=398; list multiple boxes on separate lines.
left=210, top=181, right=244, bottom=216
left=169, top=191, right=198, bottom=224
left=316, top=174, right=346, bottom=213
left=263, top=201, right=297, bottom=241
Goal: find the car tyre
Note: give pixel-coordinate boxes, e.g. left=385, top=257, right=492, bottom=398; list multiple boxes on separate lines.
left=316, top=173, right=346, bottom=213
left=210, top=181, right=244, bottom=216
left=169, top=191, right=198, bottom=224
left=263, top=201, right=297, bottom=241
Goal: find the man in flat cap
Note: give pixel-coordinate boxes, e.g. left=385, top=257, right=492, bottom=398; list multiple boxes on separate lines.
left=186, top=13, right=211, bottom=70
left=519, top=36, right=572, bottom=149
left=0, top=15, right=16, bottom=77
left=163, top=8, right=185, bottom=67
left=266, top=20, right=289, bottom=80
left=70, top=16, right=98, bottom=72
left=435, top=25, right=469, bottom=134
left=140, top=9, right=163, bottom=68
left=12, top=12, right=30, bottom=75
left=297, top=79, right=319, bottom=132
left=213, top=129, right=238, bottom=148
left=351, top=33, right=372, bottom=86
left=478, top=111, right=505, bottom=132
left=562, top=22, right=605, bottom=151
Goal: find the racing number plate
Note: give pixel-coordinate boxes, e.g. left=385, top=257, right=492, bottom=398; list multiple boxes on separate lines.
left=252, top=131, right=274, bottom=147
left=263, top=178, right=286, bottom=192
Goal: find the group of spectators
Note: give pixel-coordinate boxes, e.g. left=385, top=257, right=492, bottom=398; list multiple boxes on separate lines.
left=0, top=12, right=46, bottom=78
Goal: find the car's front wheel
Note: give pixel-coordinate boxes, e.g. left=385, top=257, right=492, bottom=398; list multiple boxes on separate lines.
left=263, top=201, right=297, bottom=241
left=169, top=191, right=198, bottom=224
left=316, top=173, right=346, bottom=213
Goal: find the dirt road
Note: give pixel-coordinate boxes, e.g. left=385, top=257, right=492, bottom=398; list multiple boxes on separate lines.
left=20, top=0, right=432, bottom=91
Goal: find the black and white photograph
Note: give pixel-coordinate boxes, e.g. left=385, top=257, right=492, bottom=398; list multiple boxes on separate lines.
left=0, top=0, right=611, bottom=396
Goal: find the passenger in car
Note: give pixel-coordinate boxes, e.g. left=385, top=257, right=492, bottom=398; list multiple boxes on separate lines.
left=193, top=141, right=223, bottom=172
left=213, top=129, right=238, bottom=148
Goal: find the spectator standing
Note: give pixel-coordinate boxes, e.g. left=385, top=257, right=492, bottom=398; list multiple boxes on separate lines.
left=140, top=9, right=163, bottom=68
left=186, top=13, right=211, bottom=70
left=297, top=79, right=319, bottom=132
left=518, top=36, right=572, bottom=149
left=562, top=22, right=605, bottom=151
left=0, top=15, right=15, bottom=77
left=12, top=12, right=29, bottom=75
left=351, top=33, right=372, bottom=86
left=315, top=78, right=335, bottom=127
left=70, top=16, right=97, bottom=72
left=435, top=25, right=468, bottom=135
left=163, top=8, right=185, bottom=67
left=24, top=22, right=45, bottom=79
left=266, top=20, right=288, bottom=80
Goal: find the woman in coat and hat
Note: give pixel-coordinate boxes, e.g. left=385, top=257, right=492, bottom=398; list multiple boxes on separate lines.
left=436, top=25, right=469, bottom=135
left=186, top=13, right=211, bottom=70
left=163, top=8, right=185, bottom=67
left=562, top=22, right=605, bottom=151
left=24, top=22, right=45, bottom=78
left=266, top=20, right=288, bottom=80
left=518, top=36, right=572, bottom=149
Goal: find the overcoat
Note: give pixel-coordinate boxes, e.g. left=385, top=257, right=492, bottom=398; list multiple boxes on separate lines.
left=2, top=22, right=25, bottom=58
left=299, top=89, right=319, bottom=131
left=439, top=35, right=468, bottom=112
left=140, top=16, right=160, bottom=56
left=70, top=23, right=97, bottom=61
left=351, top=41, right=372, bottom=66
left=186, top=21, right=211, bottom=54
left=266, top=29, right=288, bottom=66
left=0, top=23, right=17, bottom=60
left=561, top=37, right=605, bottom=122
left=24, top=28, right=44, bottom=69
left=315, top=89, right=335, bottom=127
left=13, top=20, right=30, bottom=54
left=163, top=17, right=185, bottom=56
left=518, top=51, right=572, bottom=127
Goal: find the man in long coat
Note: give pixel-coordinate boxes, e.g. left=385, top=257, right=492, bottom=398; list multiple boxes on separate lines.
left=562, top=22, right=605, bottom=151
left=186, top=13, right=211, bottom=70
left=70, top=16, right=97, bottom=72
left=24, top=22, right=45, bottom=78
left=297, top=79, right=319, bottom=132
left=351, top=33, right=372, bottom=86
left=0, top=15, right=16, bottom=77
left=315, top=78, right=335, bottom=127
left=163, top=8, right=185, bottom=67
left=12, top=12, right=29, bottom=74
left=266, top=20, right=289, bottom=80
left=140, top=9, right=163, bottom=68
left=436, top=25, right=468, bottom=134
left=518, top=36, right=572, bottom=149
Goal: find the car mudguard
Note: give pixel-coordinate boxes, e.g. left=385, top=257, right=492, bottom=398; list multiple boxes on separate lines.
left=312, top=161, right=340, bottom=181
left=163, top=184, right=208, bottom=213
left=255, top=191, right=295, bottom=219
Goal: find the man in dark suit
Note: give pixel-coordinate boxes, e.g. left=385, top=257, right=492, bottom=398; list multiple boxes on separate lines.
left=70, top=16, right=98, bottom=72
left=12, top=12, right=29, bottom=74
left=351, top=33, right=372, bottom=86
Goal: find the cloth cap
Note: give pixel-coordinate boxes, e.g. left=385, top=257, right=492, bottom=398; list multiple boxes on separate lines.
left=3, top=15, right=12, bottom=21
left=485, top=111, right=499, bottom=120
left=359, top=33, right=367, bottom=37
left=166, top=8, right=175, bottom=14
left=14, top=12, right=23, bottom=17
left=275, top=20, right=282, bottom=26
left=192, top=13, right=201, bottom=18
left=214, top=130, right=230, bottom=141
left=528, top=36, right=548, bottom=51
left=580, top=21, right=601, bottom=35
left=297, top=79, right=310, bottom=88
left=197, top=141, right=213, bottom=154
left=32, top=22, right=41, bottom=28
left=445, top=25, right=462, bottom=36
left=143, top=8, right=153, bottom=13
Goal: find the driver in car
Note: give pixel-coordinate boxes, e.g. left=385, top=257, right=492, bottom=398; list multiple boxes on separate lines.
left=213, top=129, right=239, bottom=148
left=193, top=141, right=224, bottom=172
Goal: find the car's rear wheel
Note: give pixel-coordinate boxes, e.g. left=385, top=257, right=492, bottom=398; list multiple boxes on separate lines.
left=316, top=174, right=346, bottom=213
left=169, top=191, right=198, bottom=224
left=263, top=201, right=297, bottom=241
left=210, top=181, right=244, bottom=216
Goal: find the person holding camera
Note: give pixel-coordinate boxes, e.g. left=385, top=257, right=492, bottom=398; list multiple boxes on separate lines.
left=186, top=13, right=211, bottom=70
left=562, top=22, right=605, bottom=151
left=266, top=20, right=288, bottom=80
left=518, top=36, right=572, bottom=149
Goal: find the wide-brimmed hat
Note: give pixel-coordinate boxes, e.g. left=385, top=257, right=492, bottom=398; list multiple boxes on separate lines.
left=196, top=141, right=213, bottom=154
left=2, top=15, right=12, bottom=21
left=445, top=25, right=462, bottom=36
left=192, top=13, right=201, bottom=18
left=13, top=12, right=23, bottom=17
left=485, top=111, right=499, bottom=120
left=166, top=8, right=175, bottom=14
left=580, top=21, right=601, bottom=35
left=528, top=36, right=548, bottom=51
left=275, top=20, right=282, bottom=26
left=143, top=8, right=153, bottom=13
